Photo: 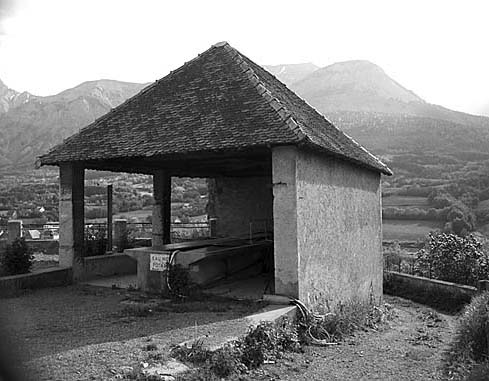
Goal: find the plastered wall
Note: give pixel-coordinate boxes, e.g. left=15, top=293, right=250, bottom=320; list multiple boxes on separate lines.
left=272, top=147, right=299, bottom=297
left=296, top=149, right=383, bottom=311
left=208, top=176, right=273, bottom=239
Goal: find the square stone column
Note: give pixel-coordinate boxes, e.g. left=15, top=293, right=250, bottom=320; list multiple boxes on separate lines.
left=272, top=146, right=299, bottom=298
left=59, top=163, right=85, bottom=278
left=152, top=170, right=171, bottom=249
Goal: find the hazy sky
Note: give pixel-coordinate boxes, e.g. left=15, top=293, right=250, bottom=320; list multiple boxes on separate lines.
left=0, top=0, right=488, bottom=115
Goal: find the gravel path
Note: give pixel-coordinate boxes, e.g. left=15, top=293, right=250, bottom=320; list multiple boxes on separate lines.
left=247, top=296, right=456, bottom=381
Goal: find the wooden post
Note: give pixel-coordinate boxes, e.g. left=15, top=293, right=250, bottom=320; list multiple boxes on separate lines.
left=107, top=185, right=113, bottom=252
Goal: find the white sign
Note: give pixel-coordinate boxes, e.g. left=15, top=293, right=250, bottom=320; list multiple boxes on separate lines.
left=150, top=253, right=169, bottom=272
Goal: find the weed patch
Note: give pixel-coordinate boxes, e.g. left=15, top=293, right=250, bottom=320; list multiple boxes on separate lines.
left=299, top=300, right=394, bottom=344
left=0, top=237, right=33, bottom=275
left=443, top=292, right=489, bottom=380
left=171, top=318, right=301, bottom=379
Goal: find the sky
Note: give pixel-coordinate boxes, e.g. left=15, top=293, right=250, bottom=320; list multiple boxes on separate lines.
left=0, top=0, right=488, bottom=115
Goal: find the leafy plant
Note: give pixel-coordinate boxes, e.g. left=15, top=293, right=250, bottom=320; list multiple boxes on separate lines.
left=415, top=233, right=489, bottom=286
left=84, top=225, right=107, bottom=257
left=166, top=262, right=193, bottom=299
left=171, top=319, right=300, bottom=378
left=0, top=237, right=33, bottom=275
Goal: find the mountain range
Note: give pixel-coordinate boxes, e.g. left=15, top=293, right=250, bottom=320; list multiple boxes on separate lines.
left=1, top=60, right=489, bottom=173
left=0, top=79, right=147, bottom=169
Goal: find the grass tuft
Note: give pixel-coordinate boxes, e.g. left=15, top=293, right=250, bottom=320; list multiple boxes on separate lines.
left=444, top=292, right=489, bottom=380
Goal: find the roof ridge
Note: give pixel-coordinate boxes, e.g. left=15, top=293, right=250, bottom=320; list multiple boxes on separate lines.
left=252, top=58, right=392, bottom=174
left=217, top=43, right=308, bottom=142
left=217, top=43, right=390, bottom=174
left=293, top=91, right=392, bottom=174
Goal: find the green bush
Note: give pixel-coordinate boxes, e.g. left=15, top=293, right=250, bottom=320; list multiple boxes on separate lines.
left=0, top=237, right=33, bottom=275
left=444, top=292, right=489, bottom=379
left=84, top=225, right=107, bottom=257
left=415, top=233, right=489, bottom=286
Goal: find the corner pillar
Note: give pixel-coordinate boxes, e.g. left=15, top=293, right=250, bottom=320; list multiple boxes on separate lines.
left=272, top=146, right=299, bottom=298
left=59, top=163, right=84, bottom=278
left=152, top=170, right=171, bottom=249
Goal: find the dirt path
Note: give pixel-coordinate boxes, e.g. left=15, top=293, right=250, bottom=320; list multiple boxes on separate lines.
left=248, top=296, right=456, bottom=380
left=0, top=284, right=262, bottom=380
left=1, top=289, right=457, bottom=380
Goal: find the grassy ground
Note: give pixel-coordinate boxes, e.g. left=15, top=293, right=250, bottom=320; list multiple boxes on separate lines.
left=383, top=219, right=443, bottom=241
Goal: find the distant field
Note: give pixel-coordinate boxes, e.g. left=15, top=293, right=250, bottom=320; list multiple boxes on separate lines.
left=382, top=196, right=429, bottom=209
left=382, top=219, right=443, bottom=241
left=87, top=208, right=152, bottom=223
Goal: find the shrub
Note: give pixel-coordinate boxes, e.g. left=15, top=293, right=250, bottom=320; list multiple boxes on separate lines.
left=239, top=320, right=300, bottom=369
left=0, top=237, right=34, bottom=275
left=444, top=292, right=489, bottom=379
left=166, top=263, right=193, bottom=299
left=415, top=233, right=489, bottom=286
left=84, top=225, right=107, bottom=257
left=171, top=319, right=300, bottom=378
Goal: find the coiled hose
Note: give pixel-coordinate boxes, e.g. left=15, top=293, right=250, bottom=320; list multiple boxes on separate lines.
left=289, top=298, right=338, bottom=346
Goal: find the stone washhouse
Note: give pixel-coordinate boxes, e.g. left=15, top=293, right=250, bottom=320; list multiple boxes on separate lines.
left=39, top=42, right=392, bottom=310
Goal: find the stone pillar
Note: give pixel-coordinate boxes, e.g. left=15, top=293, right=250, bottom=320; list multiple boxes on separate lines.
left=272, top=146, right=299, bottom=298
left=114, top=219, right=128, bottom=252
left=59, top=163, right=85, bottom=277
left=152, top=170, right=171, bottom=249
left=7, top=220, right=22, bottom=244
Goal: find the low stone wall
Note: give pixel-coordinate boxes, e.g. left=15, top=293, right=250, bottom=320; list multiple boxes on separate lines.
left=0, top=267, right=72, bottom=297
left=82, top=253, right=137, bottom=280
left=384, top=271, right=478, bottom=311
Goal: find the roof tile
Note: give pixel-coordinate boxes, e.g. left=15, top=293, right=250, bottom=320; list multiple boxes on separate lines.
left=39, top=42, right=391, bottom=175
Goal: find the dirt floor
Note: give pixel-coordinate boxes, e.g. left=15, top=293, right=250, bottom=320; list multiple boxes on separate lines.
left=0, top=285, right=263, bottom=380
left=246, top=296, right=456, bottom=381
left=0, top=287, right=456, bottom=381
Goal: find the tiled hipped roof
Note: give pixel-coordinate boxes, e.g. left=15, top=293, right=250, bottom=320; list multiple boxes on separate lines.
left=39, top=42, right=392, bottom=175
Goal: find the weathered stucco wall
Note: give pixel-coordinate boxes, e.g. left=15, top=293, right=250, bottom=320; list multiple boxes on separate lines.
left=296, top=149, right=382, bottom=311
left=208, top=176, right=273, bottom=238
left=272, top=147, right=299, bottom=297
